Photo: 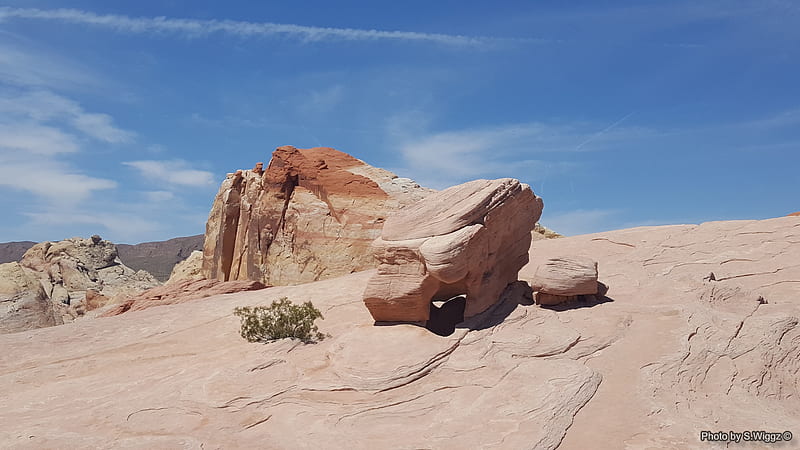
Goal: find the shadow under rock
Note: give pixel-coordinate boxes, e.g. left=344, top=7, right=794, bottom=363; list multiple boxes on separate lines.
left=455, top=281, right=534, bottom=332
left=538, top=282, right=615, bottom=312
left=372, top=281, right=543, bottom=337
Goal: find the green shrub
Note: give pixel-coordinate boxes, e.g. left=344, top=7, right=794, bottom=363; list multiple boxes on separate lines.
left=234, top=297, right=326, bottom=343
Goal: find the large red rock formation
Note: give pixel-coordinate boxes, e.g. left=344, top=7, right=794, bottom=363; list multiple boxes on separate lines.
left=202, top=145, right=431, bottom=286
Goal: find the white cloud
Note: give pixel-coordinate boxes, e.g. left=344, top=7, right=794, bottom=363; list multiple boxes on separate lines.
left=0, top=41, right=100, bottom=90
left=0, top=122, right=79, bottom=154
left=0, top=157, right=116, bottom=204
left=0, top=7, right=536, bottom=47
left=143, top=190, right=176, bottom=203
left=388, top=120, right=601, bottom=189
left=123, top=160, right=215, bottom=187
left=0, top=89, right=133, bottom=143
left=305, top=85, right=344, bottom=112
left=71, top=111, right=133, bottom=143
left=0, top=89, right=130, bottom=206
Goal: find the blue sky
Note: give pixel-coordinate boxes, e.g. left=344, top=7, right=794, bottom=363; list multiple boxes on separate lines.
left=0, top=1, right=798, bottom=242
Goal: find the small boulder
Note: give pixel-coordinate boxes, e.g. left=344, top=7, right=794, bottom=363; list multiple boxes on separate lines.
left=528, top=256, right=599, bottom=306
left=84, top=288, right=110, bottom=311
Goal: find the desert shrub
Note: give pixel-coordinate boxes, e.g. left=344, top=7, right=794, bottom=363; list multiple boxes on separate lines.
left=234, top=297, right=326, bottom=343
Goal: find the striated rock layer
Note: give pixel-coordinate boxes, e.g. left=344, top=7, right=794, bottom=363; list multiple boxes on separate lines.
left=202, top=145, right=431, bottom=286
left=101, top=279, right=267, bottom=317
left=1, top=216, right=798, bottom=448
left=364, top=178, right=543, bottom=322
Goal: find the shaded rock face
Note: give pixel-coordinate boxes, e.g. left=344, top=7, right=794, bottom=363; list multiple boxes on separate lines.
left=202, top=145, right=431, bottom=286
left=363, top=178, right=543, bottom=322
left=0, top=262, right=58, bottom=333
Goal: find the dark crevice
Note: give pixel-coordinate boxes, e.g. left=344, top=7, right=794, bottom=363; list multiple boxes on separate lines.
left=427, top=295, right=467, bottom=337
left=278, top=175, right=299, bottom=233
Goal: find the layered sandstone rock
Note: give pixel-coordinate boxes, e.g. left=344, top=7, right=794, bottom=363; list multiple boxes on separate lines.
left=2, top=217, right=800, bottom=448
left=101, top=278, right=267, bottom=317
left=15, top=236, right=160, bottom=325
left=202, top=145, right=431, bottom=286
left=528, top=256, right=600, bottom=305
left=363, top=178, right=543, bottom=322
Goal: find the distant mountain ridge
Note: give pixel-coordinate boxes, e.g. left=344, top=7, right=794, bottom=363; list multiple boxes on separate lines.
left=0, top=241, right=36, bottom=264
left=117, top=235, right=204, bottom=281
left=0, top=235, right=204, bottom=282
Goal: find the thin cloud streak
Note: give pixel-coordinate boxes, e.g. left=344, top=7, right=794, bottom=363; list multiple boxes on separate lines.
left=0, top=7, right=541, bottom=47
left=575, top=112, right=634, bottom=150
left=123, top=160, right=216, bottom=187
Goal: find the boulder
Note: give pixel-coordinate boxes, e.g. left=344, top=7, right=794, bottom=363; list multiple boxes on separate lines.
left=167, top=250, right=204, bottom=284
left=363, top=178, right=543, bottom=322
left=528, top=256, right=599, bottom=306
left=202, top=145, right=431, bottom=286
left=0, top=262, right=60, bottom=333
left=532, top=223, right=562, bottom=240
left=84, top=289, right=109, bottom=311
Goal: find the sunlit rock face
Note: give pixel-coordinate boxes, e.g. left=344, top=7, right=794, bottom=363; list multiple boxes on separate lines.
left=202, top=145, right=431, bottom=286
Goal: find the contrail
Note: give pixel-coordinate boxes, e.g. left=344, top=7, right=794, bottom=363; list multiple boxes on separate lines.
left=575, top=112, right=635, bottom=150
left=0, top=7, right=545, bottom=47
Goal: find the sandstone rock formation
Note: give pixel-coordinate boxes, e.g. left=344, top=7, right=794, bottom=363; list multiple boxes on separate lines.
left=83, top=289, right=109, bottom=311
left=101, top=279, right=267, bottom=317
left=532, top=223, right=562, bottom=240
left=1, top=216, right=799, bottom=448
left=21, top=237, right=160, bottom=303
left=363, top=178, right=543, bottom=322
left=167, top=250, right=203, bottom=284
left=0, top=262, right=58, bottom=333
left=0, top=236, right=162, bottom=330
left=790, top=211, right=800, bottom=217
left=528, top=256, right=600, bottom=305
left=202, top=145, right=431, bottom=286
